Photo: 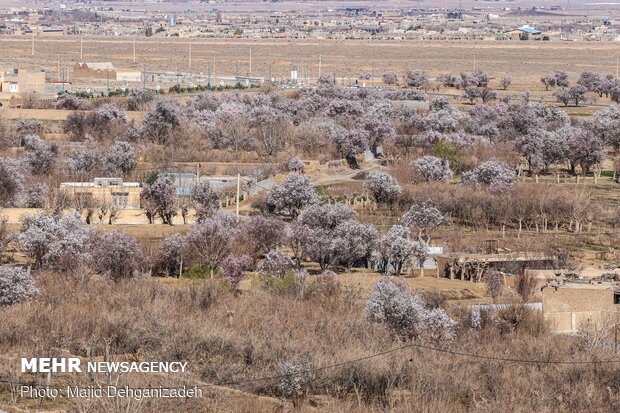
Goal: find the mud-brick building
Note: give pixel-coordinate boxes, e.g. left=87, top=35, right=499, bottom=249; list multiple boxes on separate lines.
left=60, top=178, right=141, bottom=209
left=435, top=252, right=554, bottom=282
left=542, top=281, right=620, bottom=333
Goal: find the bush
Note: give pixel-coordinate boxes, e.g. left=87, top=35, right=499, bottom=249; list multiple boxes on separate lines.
left=220, top=254, right=253, bottom=286
left=278, top=354, right=315, bottom=402
left=153, top=234, right=185, bottom=277
left=91, top=231, right=143, bottom=281
left=258, top=249, right=294, bottom=279
left=364, top=278, right=457, bottom=341
left=0, top=266, right=38, bottom=306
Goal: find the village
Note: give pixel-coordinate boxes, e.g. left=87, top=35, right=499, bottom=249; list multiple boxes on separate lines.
left=2, top=1, right=620, bottom=412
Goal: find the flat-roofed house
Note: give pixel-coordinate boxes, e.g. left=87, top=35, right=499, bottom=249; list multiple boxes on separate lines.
left=542, top=280, right=620, bottom=333
left=0, top=67, right=46, bottom=95
left=60, top=178, right=141, bottom=209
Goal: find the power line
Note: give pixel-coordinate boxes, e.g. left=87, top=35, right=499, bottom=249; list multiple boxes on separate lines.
left=5, top=341, right=618, bottom=392
left=217, top=341, right=620, bottom=387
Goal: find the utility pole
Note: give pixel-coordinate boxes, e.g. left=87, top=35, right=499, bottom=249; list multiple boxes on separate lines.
left=236, top=173, right=241, bottom=220
left=188, top=39, right=192, bottom=70
left=31, top=32, right=35, bottom=57
left=176, top=64, right=179, bottom=88
left=133, top=38, right=136, bottom=63
left=371, top=63, right=374, bottom=88
left=207, top=62, right=211, bottom=89
left=61, top=68, right=65, bottom=95
left=318, top=54, right=322, bottom=78
left=80, top=34, right=83, bottom=61
left=249, top=46, right=252, bottom=75
left=106, top=67, right=110, bottom=97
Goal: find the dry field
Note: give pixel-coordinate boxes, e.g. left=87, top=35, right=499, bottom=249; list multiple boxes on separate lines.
left=2, top=36, right=620, bottom=90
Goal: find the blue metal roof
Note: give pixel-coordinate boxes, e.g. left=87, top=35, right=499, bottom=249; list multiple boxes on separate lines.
left=517, top=27, right=541, bottom=35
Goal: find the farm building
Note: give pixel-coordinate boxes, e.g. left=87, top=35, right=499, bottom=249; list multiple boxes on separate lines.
left=435, top=252, right=555, bottom=282
left=60, top=178, right=141, bottom=209
left=1, top=67, right=46, bottom=95
left=505, top=26, right=542, bottom=40
left=542, top=280, right=620, bottom=333
left=73, top=62, right=116, bottom=80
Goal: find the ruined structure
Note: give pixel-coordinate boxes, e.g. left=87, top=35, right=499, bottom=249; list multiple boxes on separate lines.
left=436, top=252, right=555, bottom=282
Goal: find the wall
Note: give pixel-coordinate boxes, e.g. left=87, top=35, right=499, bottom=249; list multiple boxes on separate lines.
left=60, top=185, right=142, bottom=209
left=542, top=285, right=620, bottom=333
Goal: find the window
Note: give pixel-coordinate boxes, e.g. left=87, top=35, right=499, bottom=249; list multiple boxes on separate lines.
left=614, top=292, right=620, bottom=305
left=111, top=192, right=129, bottom=208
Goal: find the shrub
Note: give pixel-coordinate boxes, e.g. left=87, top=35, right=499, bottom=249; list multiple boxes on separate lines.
left=411, top=156, right=452, bottom=182
left=102, top=140, right=137, bottom=176
left=287, top=156, right=305, bottom=173
left=91, top=231, right=143, bottom=281
left=363, top=171, right=402, bottom=205
left=0, top=266, right=38, bottom=306
left=278, top=354, right=315, bottom=402
left=0, top=157, right=26, bottom=207
left=184, top=215, right=236, bottom=277
left=24, top=183, right=48, bottom=208
left=364, top=278, right=457, bottom=341
left=220, top=254, right=253, bottom=286
left=154, top=234, right=185, bottom=277
left=484, top=270, right=503, bottom=301
left=267, top=173, right=319, bottom=217
left=258, top=249, right=294, bottom=278
left=19, top=212, right=92, bottom=271
left=21, top=134, right=57, bottom=175
left=192, top=180, right=221, bottom=222
left=307, top=270, right=341, bottom=298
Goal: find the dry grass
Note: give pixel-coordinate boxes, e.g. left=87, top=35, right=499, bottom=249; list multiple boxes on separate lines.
left=1, top=271, right=619, bottom=412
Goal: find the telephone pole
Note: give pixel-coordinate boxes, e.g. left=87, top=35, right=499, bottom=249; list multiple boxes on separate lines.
left=207, top=62, right=211, bottom=89
left=31, top=32, right=35, bottom=57
left=236, top=173, right=241, bottom=219
left=371, top=63, right=374, bottom=88
left=80, top=35, right=83, bottom=61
